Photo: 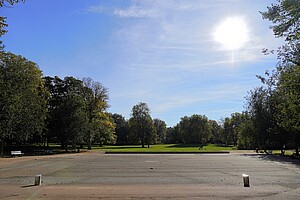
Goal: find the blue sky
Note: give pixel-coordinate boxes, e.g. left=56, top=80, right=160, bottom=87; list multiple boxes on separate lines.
left=2, top=0, right=283, bottom=126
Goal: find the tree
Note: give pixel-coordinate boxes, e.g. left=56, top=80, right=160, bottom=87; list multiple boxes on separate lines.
left=261, top=0, right=300, bottom=65
left=82, top=77, right=109, bottom=150
left=236, top=112, right=256, bottom=149
left=129, top=102, right=155, bottom=148
left=246, top=87, right=271, bottom=150
left=112, top=113, right=129, bottom=145
left=153, top=119, right=167, bottom=144
left=44, top=76, right=88, bottom=150
left=221, top=117, right=233, bottom=146
left=257, top=0, right=300, bottom=154
left=209, top=120, right=222, bottom=144
left=165, top=127, right=176, bottom=144
left=276, top=65, right=300, bottom=154
left=0, top=52, right=47, bottom=156
left=176, top=114, right=211, bottom=144
left=94, top=112, right=116, bottom=146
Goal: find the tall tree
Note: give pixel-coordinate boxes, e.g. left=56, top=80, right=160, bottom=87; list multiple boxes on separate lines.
left=277, top=65, right=300, bottom=154
left=112, top=113, right=129, bottom=145
left=165, top=127, right=177, bottom=144
left=221, top=117, right=233, bottom=146
left=246, top=87, right=271, bottom=150
left=82, top=77, right=109, bottom=150
left=209, top=120, right=222, bottom=144
left=0, top=52, right=47, bottom=156
left=44, top=76, right=88, bottom=150
left=235, top=113, right=252, bottom=149
left=129, top=102, right=155, bottom=148
left=259, top=0, right=300, bottom=154
left=153, top=119, right=167, bottom=144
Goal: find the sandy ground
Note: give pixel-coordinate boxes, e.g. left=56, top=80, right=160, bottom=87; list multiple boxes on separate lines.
left=1, top=151, right=300, bottom=199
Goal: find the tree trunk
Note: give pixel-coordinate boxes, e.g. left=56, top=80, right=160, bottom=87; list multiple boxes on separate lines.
left=141, top=132, right=145, bottom=148
left=1, top=142, right=4, bottom=157
left=87, top=132, right=92, bottom=150
left=294, top=134, right=299, bottom=156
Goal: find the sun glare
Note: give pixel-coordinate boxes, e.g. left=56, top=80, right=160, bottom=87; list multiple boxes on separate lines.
left=213, top=17, right=249, bottom=51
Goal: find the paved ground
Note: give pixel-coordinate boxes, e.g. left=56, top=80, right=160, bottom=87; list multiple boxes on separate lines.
left=1, top=152, right=300, bottom=199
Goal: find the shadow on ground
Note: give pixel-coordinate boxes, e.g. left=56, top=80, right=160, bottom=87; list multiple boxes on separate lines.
left=242, top=154, right=300, bottom=166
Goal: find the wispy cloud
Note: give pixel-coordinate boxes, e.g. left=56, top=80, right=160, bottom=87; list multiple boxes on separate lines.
left=114, top=6, right=159, bottom=18
left=86, top=0, right=281, bottom=124
left=86, top=0, right=237, bottom=17
left=86, top=5, right=105, bottom=13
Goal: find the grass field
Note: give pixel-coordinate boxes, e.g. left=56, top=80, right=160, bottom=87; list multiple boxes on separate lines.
left=95, top=144, right=236, bottom=153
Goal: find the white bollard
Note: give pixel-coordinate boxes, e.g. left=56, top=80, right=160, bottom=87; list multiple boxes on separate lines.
left=242, top=174, right=250, bottom=187
left=35, top=174, right=42, bottom=186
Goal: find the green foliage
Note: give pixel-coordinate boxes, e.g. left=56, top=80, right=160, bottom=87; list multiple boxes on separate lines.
left=174, top=114, right=211, bottom=144
left=153, top=118, right=167, bottom=144
left=82, top=77, right=111, bottom=149
left=44, top=76, right=88, bottom=148
left=277, top=65, right=300, bottom=133
left=208, top=120, right=222, bottom=144
left=261, top=0, right=300, bottom=41
left=44, top=76, right=113, bottom=149
left=165, top=127, right=176, bottom=144
left=246, top=86, right=274, bottom=149
left=240, top=0, right=300, bottom=153
left=0, top=52, right=46, bottom=145
left=261, top=0, right=300, bottom=65
left=276, top=65, right=300, bottom=153
left=129, top=102, right=155, bottom=148
left=221, top=115, right=243, bottom=147
left=93, top=112, right=116, bottom=146
left=112, top=113, right=129, bottom=145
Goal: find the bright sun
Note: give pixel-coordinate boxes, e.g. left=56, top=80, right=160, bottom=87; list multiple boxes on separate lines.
left=213, top=17, right=249, bottom=50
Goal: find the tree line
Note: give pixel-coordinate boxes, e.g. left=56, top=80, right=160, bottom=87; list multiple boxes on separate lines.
left=0, top=52, right=117, bottom=155
left=1, top=0, right=299, bottom=155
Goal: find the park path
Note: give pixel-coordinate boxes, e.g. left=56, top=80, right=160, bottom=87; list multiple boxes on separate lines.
left=1, top=151, right=300, bottom=199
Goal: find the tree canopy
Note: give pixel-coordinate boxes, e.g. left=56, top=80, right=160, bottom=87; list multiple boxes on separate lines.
left=129, top=102, right=155, bottom=148
left=261, top=0, right=300, bottom=65
left=0, top=52, right=46, bottom=155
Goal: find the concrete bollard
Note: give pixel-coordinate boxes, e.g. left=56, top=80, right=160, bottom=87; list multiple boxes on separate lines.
left=35, top=174, right=42, bottom=186
left=242, top=174, right=250, bottom=187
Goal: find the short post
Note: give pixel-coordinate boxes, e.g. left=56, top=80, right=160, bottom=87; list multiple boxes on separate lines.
left=242, top=174, right=250, bottom=187
left=35, top=174, right=42, bottom=186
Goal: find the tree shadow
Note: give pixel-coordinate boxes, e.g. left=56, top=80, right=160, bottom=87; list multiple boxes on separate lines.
left=242, top=154, right=300, bottom=166
left=168, top=144, right=203, bottom=148
left=103, top=146, right=144, bottom=149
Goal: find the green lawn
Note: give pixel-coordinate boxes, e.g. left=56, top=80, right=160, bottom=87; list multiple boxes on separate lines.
left=95, top=144, right=236, bottom=153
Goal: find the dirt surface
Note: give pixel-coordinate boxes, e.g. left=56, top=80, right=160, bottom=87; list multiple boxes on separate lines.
left=1, top=151, right=300, bottom=199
